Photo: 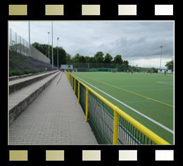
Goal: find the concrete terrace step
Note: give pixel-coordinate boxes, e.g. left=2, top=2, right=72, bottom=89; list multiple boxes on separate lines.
left=9, top=70, right=58, bottom=94
left=9, top=73, right=98, bottom=145
left=9, top=70, right=56, bottom=81
left=9, top=71, right=61, bottom=125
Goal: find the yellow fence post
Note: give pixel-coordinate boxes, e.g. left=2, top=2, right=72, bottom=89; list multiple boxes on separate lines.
left=85, top=88, right=89, bottom=122
left=74, top=79, right=76, bottom=94
left=65, top=73, right=170, bottom=145
left=113, top=110, right=119, bottom=145
left=72, top=77, right=73, bottom=87
left=78, top=82, right=80, bottom=103
left=69, top=74, right=71, bottom=84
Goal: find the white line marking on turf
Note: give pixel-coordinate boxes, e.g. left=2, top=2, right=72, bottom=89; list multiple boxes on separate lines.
left=74, top=75, right=174, bottom=134
left=157, top=81, right=173, bottom=85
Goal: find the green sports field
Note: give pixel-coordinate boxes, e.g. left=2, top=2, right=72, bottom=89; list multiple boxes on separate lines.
left=71, top=72, right=174, bottom=144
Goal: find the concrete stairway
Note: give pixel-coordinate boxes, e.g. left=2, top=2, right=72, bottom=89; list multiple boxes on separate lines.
left=9, top=72, right=97, bottom=145
left=9, top=70, right=60, bottom=125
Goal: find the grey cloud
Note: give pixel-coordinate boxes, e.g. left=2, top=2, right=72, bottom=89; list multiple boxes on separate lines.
left=9, top=21, right=174, bottom=66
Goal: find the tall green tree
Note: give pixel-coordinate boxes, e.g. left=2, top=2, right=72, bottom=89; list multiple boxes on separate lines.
left=79, top=56, right=86, bottom=63
left=53, top=46, right=67, bottom=67
left=122, top=60, right=129, bottom=68
left=94, top=51, right=104, bottom=63
left=85, top=56, right=91, bottom=63
left=104, top=53, right=113, bottom=63
left=32, top=42, right=67, bottom=67
left=32, top=42, right=51, bottom=58
left=165, top=60, right=173, bottom=71
left=72, top=53, right=81, bottom=63
left=114, top=55, right=123, bottom=64
left=66, top=53, right=72, bottom=64
left=89, top=57, right=96, bottom=63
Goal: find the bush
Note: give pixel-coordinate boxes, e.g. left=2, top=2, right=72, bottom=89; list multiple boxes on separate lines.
left=9, top=50, right=55, bottom=76
left=9, top=70, right=23, bottom=76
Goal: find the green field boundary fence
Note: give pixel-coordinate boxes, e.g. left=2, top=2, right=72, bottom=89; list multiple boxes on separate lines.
left=67, top=63, right=158, bottom=73
left=66, top=71, right=170, bottom=145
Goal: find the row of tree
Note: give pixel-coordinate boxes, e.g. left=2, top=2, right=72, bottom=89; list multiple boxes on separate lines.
left=32, top=42, right=66, bottom=67
left=32, top=42, right=129, bottom=67
left=32, top=42, right=173, bottom=71
left=66, top=52, right=129, bottom=67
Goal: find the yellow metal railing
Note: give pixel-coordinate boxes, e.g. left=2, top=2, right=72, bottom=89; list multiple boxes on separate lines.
left=65, top=71, right=170, bottom=145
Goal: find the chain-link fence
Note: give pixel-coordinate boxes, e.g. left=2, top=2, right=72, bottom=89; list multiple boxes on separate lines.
left=77, top=82, right=156, bottom=145
left=68, top=63, right=158, bottom=73
left=9, top=28, right=50, bottom=64
left=66, top=72, right=170, bottom=145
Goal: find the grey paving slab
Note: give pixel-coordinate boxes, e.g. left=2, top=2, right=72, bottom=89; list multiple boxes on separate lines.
left=9, top=72, right=98, bottom=145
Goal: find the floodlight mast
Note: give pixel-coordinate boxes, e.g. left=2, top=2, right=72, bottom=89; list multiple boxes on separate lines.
left=160, top=46, right=163, bottom=70
left=48, top=32, right=50, bottom=59
left=28, top=21, right=31, bottom=56
left=52, top=22, right=53, bottom=69
left=57, top=37, right=59, bottom=68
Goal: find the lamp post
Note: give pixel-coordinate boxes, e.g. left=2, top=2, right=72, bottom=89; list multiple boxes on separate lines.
left=57, top=37, right=59, bottom=69
left=28, top=21, right=31, bottom=56
left=160, top=46, right=163, bottom=70
left=51, top=22, right=53, bottom=69
left=48, top=32, right=50, bottom=59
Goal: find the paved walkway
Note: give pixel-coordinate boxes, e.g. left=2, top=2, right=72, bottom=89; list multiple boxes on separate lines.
left=9, top=72, right=98, bottom=145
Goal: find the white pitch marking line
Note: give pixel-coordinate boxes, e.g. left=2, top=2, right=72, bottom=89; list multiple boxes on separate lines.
left=157, top=81, right=173, bottom=85
left=74, top=75, right=174, bottom=134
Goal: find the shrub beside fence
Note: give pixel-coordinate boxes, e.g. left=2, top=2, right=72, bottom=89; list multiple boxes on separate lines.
left=66, top=71, right=170, bottom=145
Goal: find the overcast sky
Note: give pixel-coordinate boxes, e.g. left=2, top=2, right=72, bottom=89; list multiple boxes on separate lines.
left=9, top=21, right=174, bottom=68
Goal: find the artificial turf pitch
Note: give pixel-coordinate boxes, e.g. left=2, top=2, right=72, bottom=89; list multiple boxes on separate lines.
left=71, top=72, right=174, bottom=144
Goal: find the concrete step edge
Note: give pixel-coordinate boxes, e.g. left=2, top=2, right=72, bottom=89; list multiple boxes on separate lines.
left=9, top=70, right=59, bottom=94
left=9, top=71, right=60, bottom=125
left=9, top=70, right=58, bottom=81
